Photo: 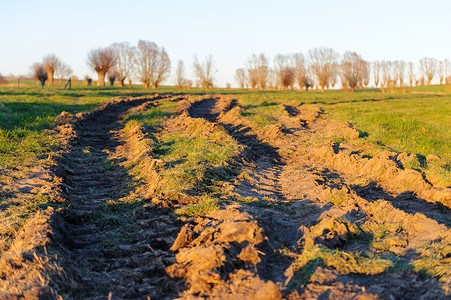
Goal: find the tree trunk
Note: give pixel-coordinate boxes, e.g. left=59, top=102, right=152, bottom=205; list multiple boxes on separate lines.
left=97, top=72, right=105, bottom=86
left=48, top=72, right=54, bottom=86
left=144, top=82, right=150, bottom=88
left=119, top=78, right=125, bottom=87
left=152, top=84, right=157, bottom=89
left=321, top=84, right=325, bottom=92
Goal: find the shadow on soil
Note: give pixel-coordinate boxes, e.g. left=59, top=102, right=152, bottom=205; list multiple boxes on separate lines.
left=48, top=98, right=185, bottom=299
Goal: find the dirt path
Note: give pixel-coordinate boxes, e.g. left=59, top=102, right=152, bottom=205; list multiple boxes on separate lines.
left=3, top=94, right=450, bottom=299
left=184, top=96, right=451, bottom=299
left=50, top=96, right=184, bottom=299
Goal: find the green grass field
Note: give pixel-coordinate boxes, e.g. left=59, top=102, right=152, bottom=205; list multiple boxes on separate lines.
left=0, top=83, right=450, bottom=186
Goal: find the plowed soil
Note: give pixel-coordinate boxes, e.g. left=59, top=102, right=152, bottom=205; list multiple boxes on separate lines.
left=2, top=94, right=450, bottom=299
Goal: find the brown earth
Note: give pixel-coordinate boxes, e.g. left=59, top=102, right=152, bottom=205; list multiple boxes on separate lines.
left=1, top=94, right=450, bottom=299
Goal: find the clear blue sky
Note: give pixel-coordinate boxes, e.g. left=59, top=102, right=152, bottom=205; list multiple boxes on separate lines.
left=1, top=0, right=449, bottom=87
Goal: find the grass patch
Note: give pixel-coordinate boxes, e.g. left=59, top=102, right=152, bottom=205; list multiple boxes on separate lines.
left=289, top=245, right=393, bottom=288
left=174, top=196, right=219, bottom=217
left=236, top=195, right=285, bottom=208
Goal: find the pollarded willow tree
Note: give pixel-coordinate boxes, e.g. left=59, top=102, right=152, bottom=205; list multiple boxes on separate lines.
left=340, top=51, right=367, bottom=91
left=393, top=60, right=406, bottom=87
left=175, top=60, right=186, bottom=89
left=373, top=61, right=381, bottom=88
left=419, top=57, right=437, bottom=86
left=445, top=59, right=450, bottom=84
left=380, top=61, right=395, bottom=89
left=87, top=48, right=116, bottom=86
left=293, top=53, right=311, bottom=91
left=110, top=42, right=136, bottom=87
left=193, top=55, right=215, bottom=89
left=136, top=40, right=171, bottom=89
left=408, top=62, right=415, bottom=87
left=362, top=61, right=371, bottom=88
left=235, top=68, right=247, bottom=89
left=308, top=47, right=338, bottom=92
left=258, top=54, right=270, bottom=89
left=55, top=61, right=73, bottom=84
left=246, top=55, right=259, bottom=90
left=274, top=54, right=295, bottom=90
left=43, top=54, right=61, bottom=86
left=437, top=60, right=445, bottom=85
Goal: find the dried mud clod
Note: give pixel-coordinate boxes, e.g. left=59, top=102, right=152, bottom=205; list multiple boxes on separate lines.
left=167, top=206, right=283, bottom=299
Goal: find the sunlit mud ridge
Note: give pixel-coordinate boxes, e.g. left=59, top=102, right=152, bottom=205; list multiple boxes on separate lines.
left=49, top=95, right=190, bottom=299
left=180, top=95, right=451, bottom=299
left=1, top=93, right=450, bottom=299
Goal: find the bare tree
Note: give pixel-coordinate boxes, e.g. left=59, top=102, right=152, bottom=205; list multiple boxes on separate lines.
left=380, top=61, right=395, bottom=89
left=174, top=60, right=192, bottom=89
left=445, top=59, right=450, bottom=84
left=87, top=48, right=116, bottom=86
left=362, top=61, right=371, bottom=88
left=308, top=47, right=338, bottom=92
left=235, top=68, right=247, bottom=89
left=373, top=61, right=381, bottom=88
left=437, top=60, right=445, bottom=85
left=407, top=62, right=415, bottom=87
left=419, top=57, right=437, bottom=86
left=274, top=54, right=295, bottom=90
left=256, top=53, right=269, bottom=89
left=193, top=55, right=215, bottom=89
left=43, top=54, right=61, bottom=86
left=246, top=55, right=259, bottom=89
left=293, top=53, right=308, bottom=91
left=340, top=52, right=366, bottom=91
left=267, top=69, right=277, bottom=90
left=31, top=63, right=48, bottom=88
left=55, top=62, right=73, bottom=85
left=329, top=73, right=338, bottom=89
left=394, top=60, right=406, bottom=87
left=175, top=60, right=186, bottom=89
left=110, top=42, right=136, bottom=87
left=247, top=68, right=258, bottom=89
left=135, top=40, right=171, bottom=88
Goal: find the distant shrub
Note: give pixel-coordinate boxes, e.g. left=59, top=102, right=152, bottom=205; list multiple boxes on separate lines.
left=84, top=75, right=92, bottom=86
left=107, top=71, right=118, bottom=86
left=30, top=63, right=48, bottom=88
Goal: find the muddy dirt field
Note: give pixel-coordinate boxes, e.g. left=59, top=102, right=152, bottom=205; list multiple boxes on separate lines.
left=1, top=94, right=450, bottom=299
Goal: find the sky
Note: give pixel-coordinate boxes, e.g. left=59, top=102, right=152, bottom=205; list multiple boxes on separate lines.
left=0, top=0, right=450, bottom=87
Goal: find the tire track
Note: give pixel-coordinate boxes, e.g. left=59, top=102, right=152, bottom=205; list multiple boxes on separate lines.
left=185, top=95, right=451, bottom=299
left=50, top=96, right=184, bottom=299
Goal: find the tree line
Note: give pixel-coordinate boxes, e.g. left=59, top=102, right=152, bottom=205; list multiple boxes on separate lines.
left=26, top=43, right=450, bottom=91
left=29, top=40, right=215, bottom=89
left=235, top=48, right=451, bottom=91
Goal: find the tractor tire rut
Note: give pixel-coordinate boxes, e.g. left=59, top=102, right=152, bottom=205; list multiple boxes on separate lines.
left=51, top=96, right=183, bottom=299
left=185, top=96, right=451, bottom=299
left=6, top=94, right=449, bottom=299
